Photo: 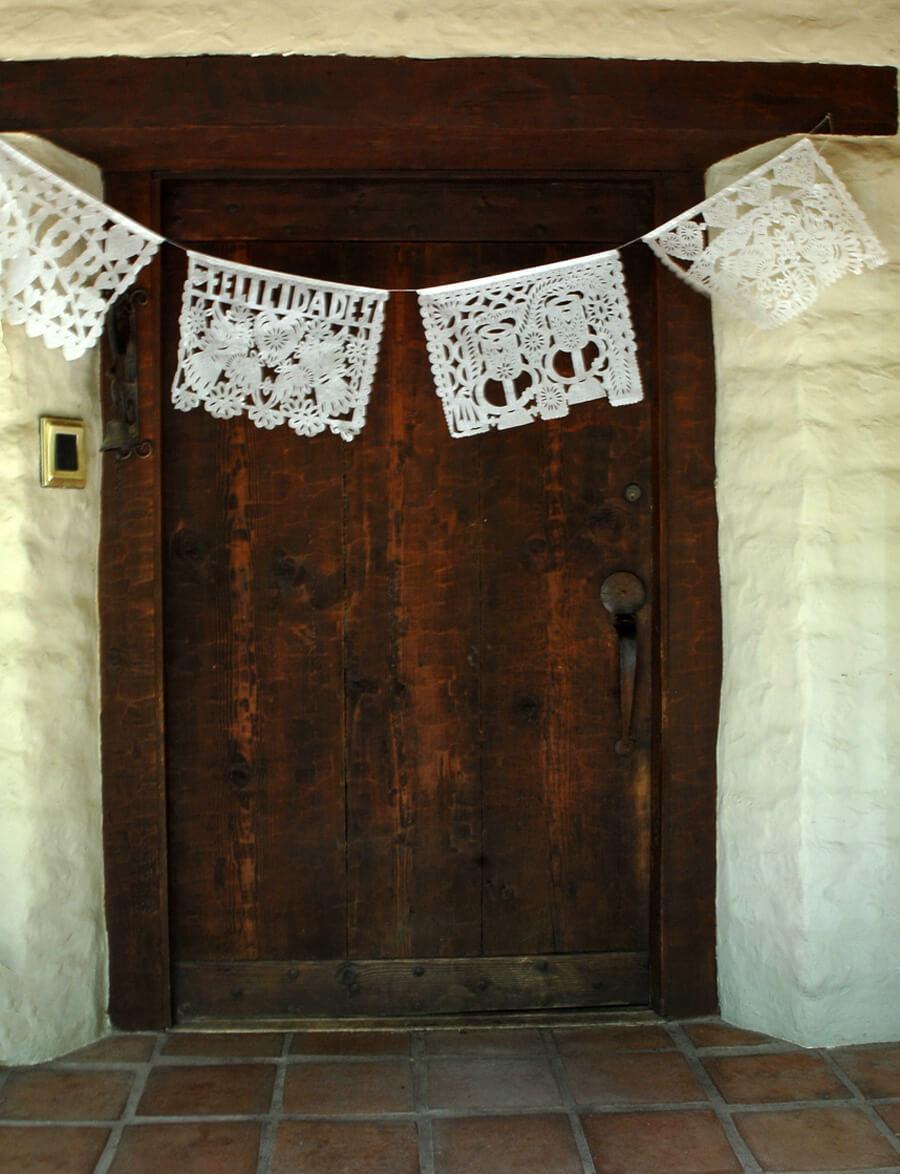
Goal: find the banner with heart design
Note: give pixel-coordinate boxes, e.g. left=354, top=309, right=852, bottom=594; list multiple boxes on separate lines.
left=0, top=137, right=163, bottom=360
left=642, top=138, right=887, bottom=328
left=1, top=133, right=890, bottom=437
left=417, top=250, right=643, bottom=439
left=170, top=251, right=389, bottom=441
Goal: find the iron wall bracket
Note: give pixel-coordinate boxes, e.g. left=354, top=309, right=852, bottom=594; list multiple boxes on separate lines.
left=101, top=287, right=154, bottom=460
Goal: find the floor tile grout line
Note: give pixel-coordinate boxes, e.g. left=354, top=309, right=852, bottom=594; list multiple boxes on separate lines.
left=841, top=1168, right=900, bottom=1174
left=411, top=1031, right=435, bottom=1174
left=0, top=1104, right=697, bottom=1126
left=5, top=1021, right=900, bottom=1174
left=51, top=1053, right=415, bottom=1067
left=820, top=1048, right=900, bottom=1157
left=665, top=1021, right=762, bottom=1174
left=540, top=1027, right=597, bottom=1174
left=42, top=1047, right=820, bottom=1072
left=207, top=1053, right=409, bottom=1065
left=837, top=1169, right=900, bottom=1174
left=254, top=1031, right=291, bottom=1174
left=91, top=1031, right=164, bottom=1174
left=566, top=1096, right=863, bottom=1114
left=690, top=1043, right=802, bottom=1057
left=6, top=1094, right=896, bottom=1128
left=24, top=1044, right=837, bottom=1070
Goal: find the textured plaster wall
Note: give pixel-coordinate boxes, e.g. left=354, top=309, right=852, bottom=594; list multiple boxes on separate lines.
left=0, top=0, right=897, bottom=65
left=713, top=135, right=900, bottom=1047
left=0, top=137, right=106, bottom=1064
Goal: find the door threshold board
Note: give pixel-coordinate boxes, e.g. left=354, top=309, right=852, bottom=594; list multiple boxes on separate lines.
left=173, top=1008, right=661, bottom=1032
left=175, top=952, right=649, bottom=1019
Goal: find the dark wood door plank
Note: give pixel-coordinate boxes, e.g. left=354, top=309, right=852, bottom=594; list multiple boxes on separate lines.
left=175, top=952, right=649, bottom=1019
left=164, top=242, right=351, bottom=964
left=242, top=241, right=349, bottom=963
left=163, top=178, right=658, bottom=243
left=338, top=240, right=483, bottom=962
left=99, top=173, right=169, bottom=1030
left=650, top=173, right=721, bottom=1017
left=163, top=196, right=656, bottom=1016
left=372, top=255, right=484, bottom=959
left=162, top=243, right=264, bottom=963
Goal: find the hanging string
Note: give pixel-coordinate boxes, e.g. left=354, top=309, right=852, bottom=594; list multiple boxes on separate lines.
left=1, top=113, right=837, bottom=297
left=810, top=112, right=835, bottom=135
left=158, top=114, right=836, bottom=292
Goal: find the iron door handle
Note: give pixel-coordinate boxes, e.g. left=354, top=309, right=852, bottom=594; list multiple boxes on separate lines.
left=600, top=571, right=647, bottom=755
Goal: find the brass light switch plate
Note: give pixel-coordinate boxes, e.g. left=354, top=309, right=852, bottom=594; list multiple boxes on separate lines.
left=40, top=416, right=87, bottom=488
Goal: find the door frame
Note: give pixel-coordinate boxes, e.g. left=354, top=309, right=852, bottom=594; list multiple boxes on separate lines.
left=1, top=55, right=893, bottom=1028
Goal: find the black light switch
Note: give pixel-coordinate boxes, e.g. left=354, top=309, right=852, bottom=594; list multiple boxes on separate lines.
left=40, top=416, right=86, bottom=488
left=55, top=431, right=79, bottom=472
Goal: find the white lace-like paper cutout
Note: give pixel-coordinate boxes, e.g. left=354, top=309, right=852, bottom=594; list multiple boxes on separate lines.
left=643, top=138, right=887, bottom=329
left=418, top=251, right=642, bottom=438
left=0, top=138, right=163, bottom=360
left=171, top=252, right=388, bottom=441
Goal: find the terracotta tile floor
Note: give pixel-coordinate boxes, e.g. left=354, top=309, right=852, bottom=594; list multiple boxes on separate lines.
left=1, top=1020, right=899, bottom=1172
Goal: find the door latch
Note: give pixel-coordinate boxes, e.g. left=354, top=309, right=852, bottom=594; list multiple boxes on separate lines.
left=600, top=571, right=647, bottom=755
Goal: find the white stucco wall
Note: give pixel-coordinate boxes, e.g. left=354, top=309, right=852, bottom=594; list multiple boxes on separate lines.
left=0, top=0, right=896, bottom=66
left=0, top=137, right=106, bottom=1064
left=713, top=135, right=900, bottom=1047
left=0, top=3, right=897, bottom=1059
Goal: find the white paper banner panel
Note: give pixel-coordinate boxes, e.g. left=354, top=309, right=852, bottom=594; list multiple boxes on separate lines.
left=0, top=138, right=163, bottom=360
left=418, top=250, right=643, bottom=439
left=171, top=252, right=389, bottom=441
left=643, top=138, right=887, bottom=329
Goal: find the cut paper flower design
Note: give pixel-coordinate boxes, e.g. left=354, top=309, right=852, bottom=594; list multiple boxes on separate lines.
left=418, top=250, right=642, bottom=439
left=642, top=137, right=887, bottom=328
left=0, top=138, right=163, bottom=360
left=171, top=252, right=388, bottom=441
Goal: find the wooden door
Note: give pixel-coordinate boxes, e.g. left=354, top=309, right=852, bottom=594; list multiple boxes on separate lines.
left=50, top=55, right=887, bottom=1029
left=161, top=175, right=657, bottom=1020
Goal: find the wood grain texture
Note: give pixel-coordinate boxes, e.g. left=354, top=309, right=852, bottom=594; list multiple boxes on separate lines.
left=479, top=305, right=557, bottom=957
left=651, top=173, right=722, bottom=1017
left=162, top=244, right=248, bottom=962
left=0, top=58, right=893, bottom=173
left=162, top=186, right=656, bottom=1018
left=0, top=57, right=894, bottom=134
left=340, top=245, right=407, bottom=960
left=6, top=128, right=887, bottom=176
left=164, top=242, right=350, bottom=964
left=369, top=246, right=483, bottom=959
left=542, top=243, right=656, bottom=957
left=241, top=241, right=348, bottom=962
left=162, top=179, right=656, bottom=243
left=79, top=56, right=898, bottom=1026
left=174, top=953, right=649, bottom=1018
left=99, top=173, right=169, bottom=1029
